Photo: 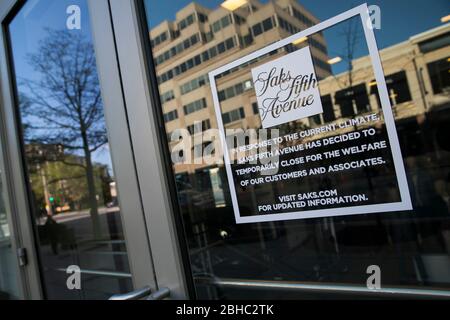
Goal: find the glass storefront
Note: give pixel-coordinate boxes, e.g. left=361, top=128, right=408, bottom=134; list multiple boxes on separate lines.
left=142, top=0, right=450, bottom=299
left=0, top=0, right=448, bottom=300
left=6, top=0, right=133, bottom=299
left=0, top=168, right=20, bottom=300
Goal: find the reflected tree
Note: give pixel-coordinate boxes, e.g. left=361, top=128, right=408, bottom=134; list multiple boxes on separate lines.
left=19, top=29, right=106, bottom=238
left=330, top=17, right=364, bottom=90
left=340, top=17, right=361, bottom=88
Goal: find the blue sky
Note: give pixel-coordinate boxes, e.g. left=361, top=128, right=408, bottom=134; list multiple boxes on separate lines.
left=8, top=0, right=110, bottom=167
left=9, top=0, right=90, bottom=81
left=7, top=0, right=450, bottom=169
left=145, top=0, right=450, bottom=49
left=144, top=0, right=450, bottom=67
left=10, top=0, right=450, bottom=95
left=9, top=0, right=450, bottom=90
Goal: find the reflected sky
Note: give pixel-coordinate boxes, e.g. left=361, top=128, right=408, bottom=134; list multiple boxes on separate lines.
left=144, top=0, right=450, bottom=73
left=10, top=0, right=90, bottom=80
left=9, top=0, right=112, bottom=171
left=7, top=0, right=450, bottom=172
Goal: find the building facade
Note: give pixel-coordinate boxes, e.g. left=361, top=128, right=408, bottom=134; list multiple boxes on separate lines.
left=151, top=0, right=330, bottom=174
left=0, top=0, right=449, bottom=301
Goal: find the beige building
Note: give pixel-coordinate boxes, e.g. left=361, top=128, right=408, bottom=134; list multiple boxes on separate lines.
left=150, top=0, right=331, bottom=175
left=150, top=0, right=449, bottom=184
left=315, top=23, right=450, bottom=137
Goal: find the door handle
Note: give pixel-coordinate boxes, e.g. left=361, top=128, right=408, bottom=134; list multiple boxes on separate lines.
left=109, top=286, right=170, bottom=300
left=147, top=287, right=170, bottom=300
left=109, top=286, right=152, bottom=300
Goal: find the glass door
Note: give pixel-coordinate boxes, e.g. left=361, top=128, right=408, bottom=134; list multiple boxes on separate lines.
left=114, top=0, right=450, bottom=299
left=0, top=0, right=157, bottom=299
left=0, top=137, right=21, bottom=300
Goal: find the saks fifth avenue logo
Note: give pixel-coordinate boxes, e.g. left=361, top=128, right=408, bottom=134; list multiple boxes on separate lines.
left=251, top=46, right=323, bottom=128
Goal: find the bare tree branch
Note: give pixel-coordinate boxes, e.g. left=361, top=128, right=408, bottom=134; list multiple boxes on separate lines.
left=19, top=29, right=106, bottom=236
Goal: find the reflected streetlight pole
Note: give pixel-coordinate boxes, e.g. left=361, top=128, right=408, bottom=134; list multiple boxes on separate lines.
left=37, top=162, right=52, bottom=216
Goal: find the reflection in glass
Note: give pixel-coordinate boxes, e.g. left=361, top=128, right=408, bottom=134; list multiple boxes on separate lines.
left=0, top=169, right=20, bottom=300
left=8, top=0, right=132, bottom=299
left=144, top=0, right=450, bottom=299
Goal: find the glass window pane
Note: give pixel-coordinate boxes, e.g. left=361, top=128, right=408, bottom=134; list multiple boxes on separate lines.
left=0, top=168, right=20, bottom=300
left=262, top=17, right=273, bottom=31
left=252, top=23, right=263, bottom=37
left=427, top=58, right=450, bottom=94
left=8, top=0, right=133, bottom=299
left=143, top=0, right=450, bottom=299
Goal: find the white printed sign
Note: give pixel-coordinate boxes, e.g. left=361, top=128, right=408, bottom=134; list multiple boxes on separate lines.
left=209, top=4, right=412, bottom=224
left=252, top=47, right=323, bottom=128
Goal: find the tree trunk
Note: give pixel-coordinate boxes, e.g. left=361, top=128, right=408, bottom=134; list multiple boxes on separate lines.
left=81, top=130, right=101, bottom=239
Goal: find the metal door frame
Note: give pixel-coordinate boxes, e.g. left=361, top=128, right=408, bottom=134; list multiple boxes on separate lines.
left=104, top=0, right=450, bottom=300
left=106, top=0, right=191, bottom=299
left=3, top=0, right=449, bottom=301
left=0, top=0, right=43, bottom=299
left=0, top=0, right=159, bottom=299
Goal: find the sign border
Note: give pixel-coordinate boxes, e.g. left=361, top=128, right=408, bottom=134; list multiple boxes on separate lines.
left=208, top=3, right=412, bottom=224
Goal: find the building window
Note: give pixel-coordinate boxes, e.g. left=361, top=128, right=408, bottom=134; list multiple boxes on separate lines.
left=193, top=142, right=211, bottom=158
left=251, top=16, right=275, bottom=37
left=233, top=14, right=246, bottom=25
left=252, top=102, right=259, bottom=114
left=335, top=84, right=371, bottom=117
left=178, top=13, right=196, bottom=31
left=291, top=7, right=314, bottom=27
left=160, top=90, right=175, bottom=104
left=211, top=15, right=232, bottom=33
left=218, top=79, right=253, bottom=102
left=308, top=95, right=335, bottom=126
left=370, top=71, right=412, bottom=107
left=151, top=31, right=168, bottom=47
left=427, top=58, right=450, bottom=94
left=262, top=17, right=274, bottom=32
left=309, top=114, right=322, bottom=126
left=202, top=31, right=214, bottom=43
left=225, top=38, right=234, bottom=50
left=218, top=42, right=226, bottom=54
left=184, top=98, right=207, bottom=115
left=187, top=119, right=211, bottom=135
left=164, top=110, right=178, bottom=123
left=180, top=74, right=209, bottom=95
left=239, top=33, right=254, bottom=47
left=252, top=23, right=263, bottom=37
left=171, top=29, right=180, bottom=39
left=157, top=37, right=236, bottom=84
left=198, top=12, right=208, bottom=23
left=419, top=32, right=450, bottom=53
left=223, top=107, right=245, bottom=124
left=321, top=94, right=336, bottom=123
left=155, top=33, right=201, bottom=66
left=277, top=16, right=299, bottom=35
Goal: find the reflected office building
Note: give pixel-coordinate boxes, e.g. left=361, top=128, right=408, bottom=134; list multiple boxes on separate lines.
left=1, top=0, right=450, bottom=301
left=150, top=0, right=450, bottom=298
left=154, top=0, right=331, bottom=207
left=153, top=1, right=449, bottom=211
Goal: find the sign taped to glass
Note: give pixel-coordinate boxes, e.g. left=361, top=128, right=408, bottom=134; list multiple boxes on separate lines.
left=209, top=4, right=412, bottom=224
